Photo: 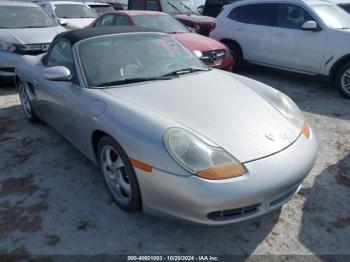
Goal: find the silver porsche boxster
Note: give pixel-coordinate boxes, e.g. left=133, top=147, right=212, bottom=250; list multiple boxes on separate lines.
left=15, top=27, right=318, bottom=225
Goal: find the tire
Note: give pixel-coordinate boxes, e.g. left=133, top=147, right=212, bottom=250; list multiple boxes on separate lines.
left=18, top=79, right=39, bottom=122
left=97, top=136, right=141, bottom=212
left=226, top=42, right=243, bottom=72
left=335, top=62, right=350, bottom=99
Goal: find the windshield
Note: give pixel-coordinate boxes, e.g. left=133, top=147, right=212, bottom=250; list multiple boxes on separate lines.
left=339, top=4, right=350, bottom=13
left=132, top=15, right=189, bottom=33
left=54, top=4, right=97, bottom=19
left=312, top=4, right=350, bottom=29
left=0, top=6, right=57, bottom=28
left=89, top=5, right=115, bottom=14
left=161, top=0, right=199, bottom=14
left=78, top=34, right=206, bottom=87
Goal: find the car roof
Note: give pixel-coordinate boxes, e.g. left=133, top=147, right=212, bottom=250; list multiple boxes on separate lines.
left=85, top=1, right=111, bottom=6
left=46, top=1, right=88, bottom=6
left=0, top=1, right=39, bottom=7
left=53, top=26, right=162, bottom=45
left=230, top=0, right=333, bottom=6
left=116, top=10, right=169, bottom=16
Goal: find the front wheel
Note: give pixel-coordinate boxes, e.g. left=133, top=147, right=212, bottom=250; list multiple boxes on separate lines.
left=18, top=79, right=39, bottom=122
left=335, top=62, right=350, bottom=99
left=226, top=42, right=243, bottom=72
left=97, top=136, right=141, bottom=212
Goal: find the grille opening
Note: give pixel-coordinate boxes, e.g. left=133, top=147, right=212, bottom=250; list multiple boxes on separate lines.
left=269, top=186, right=299, bottom=208
left=207, top=203, right=260, bottom=221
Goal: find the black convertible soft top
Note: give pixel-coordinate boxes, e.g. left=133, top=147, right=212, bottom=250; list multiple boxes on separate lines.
left=52, top=26, right=162, bottom=46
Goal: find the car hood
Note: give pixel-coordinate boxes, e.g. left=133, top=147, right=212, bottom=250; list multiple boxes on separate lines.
left=65, top=18, right=96, bottom=29
left=103, top=70, right=300, bottom=162
left=0, top=27, right=64, bottom=44
left=173, top=14, right=215, bottom=23
left=172, top=33, right=225, bottom=51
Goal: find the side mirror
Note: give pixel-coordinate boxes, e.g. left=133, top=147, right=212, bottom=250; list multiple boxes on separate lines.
left=43, top=66, right=71, bottom=81
left=59, top=19, right=68, bottom=26
left=302, top=20, right=319, bottom=31
left=193, top=50, right=203, bottom=58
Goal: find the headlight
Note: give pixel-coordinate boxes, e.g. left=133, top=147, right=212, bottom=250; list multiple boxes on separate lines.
left=163, top=128, right=245, bottom=180
left=276, top=92, right=310, bottom=138
left=0, top=41, right=16, bottom=52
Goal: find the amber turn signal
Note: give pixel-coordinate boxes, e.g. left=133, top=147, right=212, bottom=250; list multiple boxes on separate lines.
left=196, top=163, right=245, bottom=180
left=129, top=158, right=153, bottom=172
left=301, top=122, right=310, bottom=138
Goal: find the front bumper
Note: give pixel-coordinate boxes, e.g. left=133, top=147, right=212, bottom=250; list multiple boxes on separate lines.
left=135, top=129, right=318, bottom=225
left=0, top=51, right=21, bottom=78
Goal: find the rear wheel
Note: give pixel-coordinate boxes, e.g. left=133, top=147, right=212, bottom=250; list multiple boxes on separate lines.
left=97, top=136, right=141, bottom=212
left=18, top=80, right=39, bottom=122
left=335, top=62, right=350, bottom=99
left=226, top=42, right=243, bottom=72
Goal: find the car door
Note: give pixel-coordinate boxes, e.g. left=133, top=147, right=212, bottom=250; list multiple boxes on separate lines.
left=226, top=3, right=276, bottom=63
left=35, top=40, right=82, bottom=143
left=269, top=3, right=327, bottom=73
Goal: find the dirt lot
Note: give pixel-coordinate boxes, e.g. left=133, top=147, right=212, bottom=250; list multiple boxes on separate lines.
left=0, top=66, right=349, bottom=257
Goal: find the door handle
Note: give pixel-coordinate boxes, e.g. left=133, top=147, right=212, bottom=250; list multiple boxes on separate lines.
left=274, top=32, right=285, bottom=37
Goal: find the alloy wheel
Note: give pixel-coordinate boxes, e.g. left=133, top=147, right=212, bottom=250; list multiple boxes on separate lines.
left=101, top=145, right=132, bottom=205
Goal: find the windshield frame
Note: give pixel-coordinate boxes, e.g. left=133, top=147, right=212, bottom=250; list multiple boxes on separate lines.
left=74, top=32, right=207, bottom=89
left=0, top=5, right=58, bottom=29
left=54, top=4, right=97, bottom=19
left=311, top=3, right=350, bottom=29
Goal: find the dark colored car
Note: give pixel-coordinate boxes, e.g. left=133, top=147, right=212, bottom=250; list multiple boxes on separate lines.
left=201, top=0, right=235, bottom=17
left=90, top=10, right=233, bottom=70
left=128, top=0, right=216, bottom=36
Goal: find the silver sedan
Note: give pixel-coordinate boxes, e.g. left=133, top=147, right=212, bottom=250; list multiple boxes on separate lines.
left=0, top=1, right=65, bottom=79
left=15, top=27, right=318, bottom=225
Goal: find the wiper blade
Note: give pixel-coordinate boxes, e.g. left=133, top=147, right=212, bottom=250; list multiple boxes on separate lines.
left=179, top=2, right=196, bottom=15
left=167, top=1, right=183, bottom=14
left=162, top=67, right=210, bottom=77
left=97, top=76, right=172, bottom=87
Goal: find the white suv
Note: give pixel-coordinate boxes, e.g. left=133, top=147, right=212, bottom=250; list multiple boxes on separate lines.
left=210, top=0, right=350, bottom=98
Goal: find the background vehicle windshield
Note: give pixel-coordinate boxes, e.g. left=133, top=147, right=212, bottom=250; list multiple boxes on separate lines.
left=0, top=6, right=57, bottom=28
left=339, top=4, right=350, bottom=13
left=132, top=15, right=189, bottom=33
left=161, top=0, right=199, bottom=14
left=55, top=4, right=97, bottom=18
left=78, top=34, right=206, bottom=87
left=89, top=5, right=115, bottom=14
left=312, top=4, right=350, bottom=29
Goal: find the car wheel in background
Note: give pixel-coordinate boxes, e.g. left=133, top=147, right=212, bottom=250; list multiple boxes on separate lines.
left=226, top=42, right=243, bottom=72
left=18, top=80, right=39, bottom=122
left=97, top=136, right=141, bottom=212
left=336, top=62, right=350, bottom=99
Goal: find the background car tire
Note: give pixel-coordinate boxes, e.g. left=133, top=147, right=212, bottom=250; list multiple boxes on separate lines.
left=97, top=136, right=141, bottom=212
left=335, top=62, right=350, bottom=99
left=227, top=42, right=243, bottom=72
left=18, top=80, right=39, bottom=122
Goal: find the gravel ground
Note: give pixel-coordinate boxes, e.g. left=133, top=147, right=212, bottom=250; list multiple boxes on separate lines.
left=0, top=66, right=349, bottom=257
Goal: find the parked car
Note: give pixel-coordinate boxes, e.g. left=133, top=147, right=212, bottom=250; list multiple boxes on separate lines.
left=201, top=0, right=235, bottom=17
left=211, top=0, right=350, bottom=99
left=90, top=11, right=233, bottom=70
left=41, top=1, right=98, bottom=30
left=15, top=26, right=317, bottom=225
left=85, top=1, right=115, bottom=14
left=102, top=0, right=126, bottom=10
left=0, top=1, right=65, bottom=80
left=128, top=0, right=216, bottom=36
